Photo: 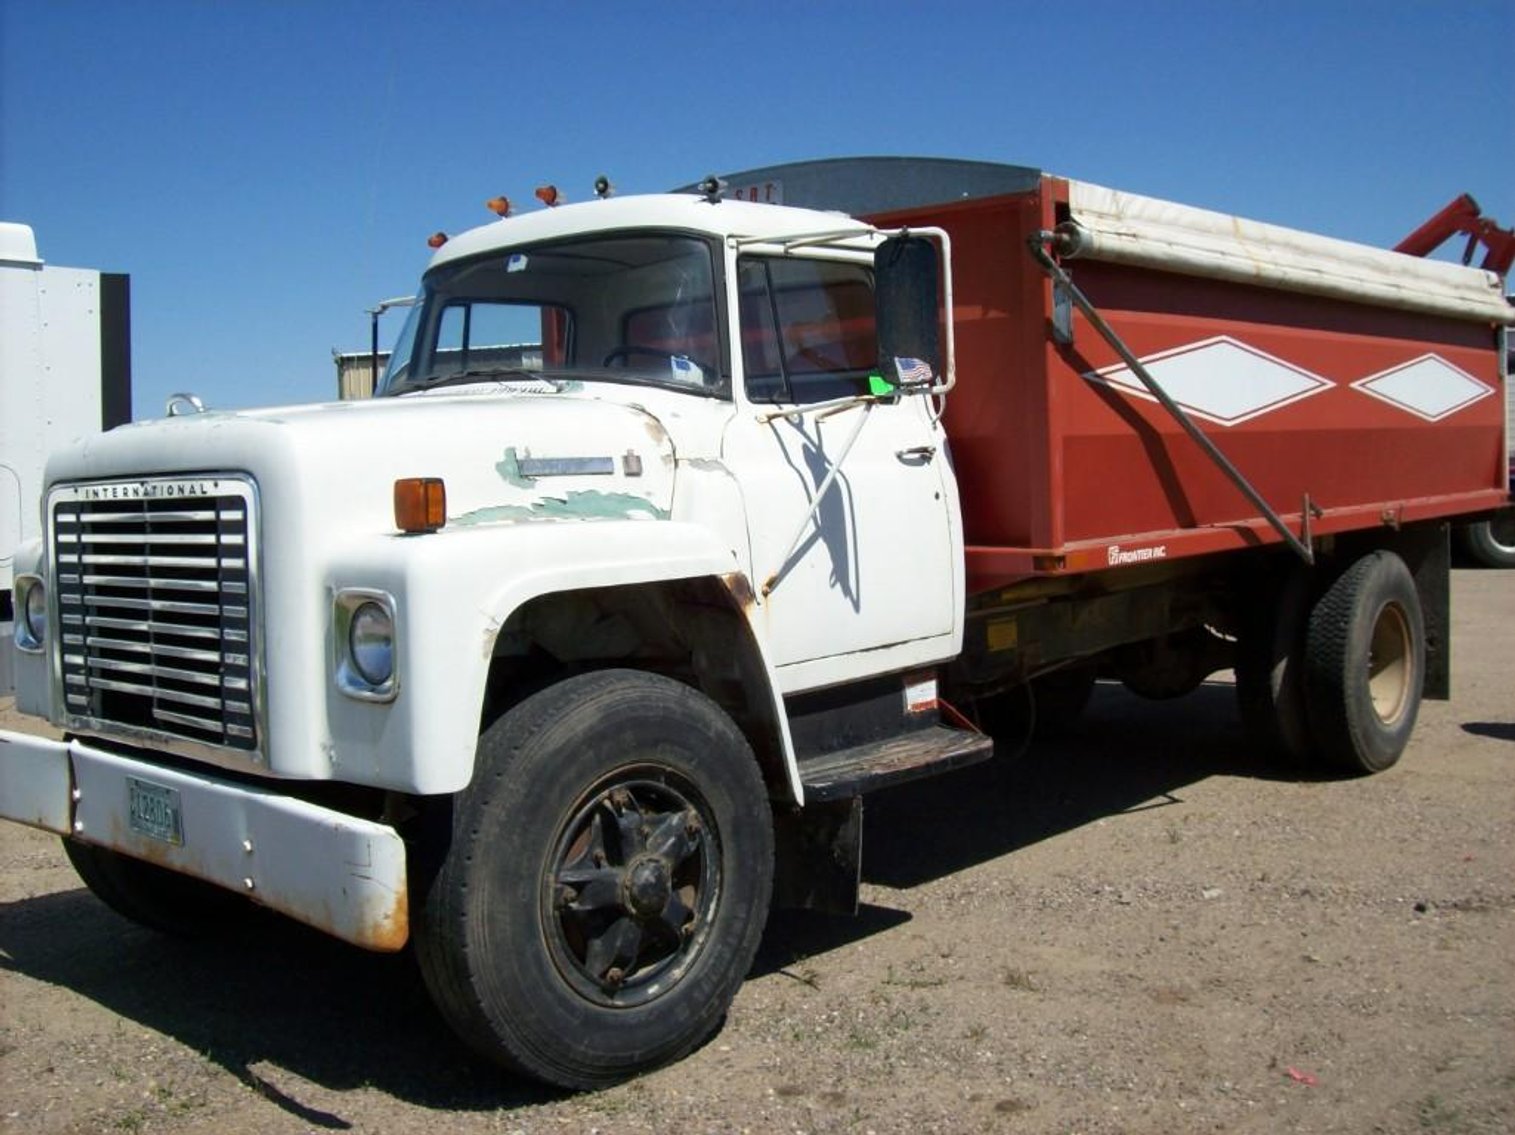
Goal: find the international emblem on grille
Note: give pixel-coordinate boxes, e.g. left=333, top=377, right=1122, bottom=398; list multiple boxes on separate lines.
left=49, top=476, right=260, bottom=753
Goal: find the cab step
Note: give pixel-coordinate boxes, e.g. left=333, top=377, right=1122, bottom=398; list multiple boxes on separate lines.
left=798, top=724, right=994, bottom=802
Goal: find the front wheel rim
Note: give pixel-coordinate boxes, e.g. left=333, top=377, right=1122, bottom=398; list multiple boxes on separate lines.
left=543, top=767, right=721, bottom=1008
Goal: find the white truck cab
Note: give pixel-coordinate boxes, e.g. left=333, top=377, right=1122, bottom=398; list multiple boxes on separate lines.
left=1, top=189, right=973, bottom=1089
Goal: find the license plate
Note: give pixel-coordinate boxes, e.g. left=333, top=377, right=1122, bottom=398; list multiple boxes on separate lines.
left=127, top=777, right=184, bottom=846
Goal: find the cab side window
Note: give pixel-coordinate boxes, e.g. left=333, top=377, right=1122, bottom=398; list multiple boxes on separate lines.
left=737, top=257, right=876, bottom=404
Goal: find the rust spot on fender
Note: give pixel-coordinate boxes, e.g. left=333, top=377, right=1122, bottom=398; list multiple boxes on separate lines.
left=722, top=571, right=757, bottom=613
left=641, top=415, right=670, bottom=446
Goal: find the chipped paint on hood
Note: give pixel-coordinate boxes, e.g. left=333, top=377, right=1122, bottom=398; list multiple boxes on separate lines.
left=41, top=389, right=680, bottom=539
left=453, top=490, right=670, bottom=526
left=470, top=436, right=674, bottom=525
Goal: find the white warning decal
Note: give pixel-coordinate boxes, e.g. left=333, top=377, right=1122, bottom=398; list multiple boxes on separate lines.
left=1108, top=544, right=1168, bottom=566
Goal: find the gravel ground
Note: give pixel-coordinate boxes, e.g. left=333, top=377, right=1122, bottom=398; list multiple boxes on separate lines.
left=1, top=568, right=1511, bottom=1134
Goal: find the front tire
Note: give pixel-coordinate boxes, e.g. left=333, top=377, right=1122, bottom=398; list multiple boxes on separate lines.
left=1304, top=551, right=1425, bottom=774
left=415, top=669, right=774, bottom=1090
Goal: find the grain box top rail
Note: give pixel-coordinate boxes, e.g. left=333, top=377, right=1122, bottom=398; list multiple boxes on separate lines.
left=708, top=158, right=1513, bottom=325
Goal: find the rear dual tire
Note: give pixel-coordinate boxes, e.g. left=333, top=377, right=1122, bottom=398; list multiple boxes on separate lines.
left=1238, top=550, right=1425, bottom=776
left=1457, top=516, right=1515, bottom=569
left=1303, top=551, right=1424, bottom=775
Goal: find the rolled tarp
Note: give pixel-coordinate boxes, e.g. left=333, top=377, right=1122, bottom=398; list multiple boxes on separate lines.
left=1060, top=181, right=1514, bottom=325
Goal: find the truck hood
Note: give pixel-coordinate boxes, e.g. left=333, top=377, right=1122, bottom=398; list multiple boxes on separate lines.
left=41, top=390, right=678, bottom=537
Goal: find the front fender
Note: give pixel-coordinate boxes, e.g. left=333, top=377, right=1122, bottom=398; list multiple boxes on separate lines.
left=324, top=519, right=796, bottom=796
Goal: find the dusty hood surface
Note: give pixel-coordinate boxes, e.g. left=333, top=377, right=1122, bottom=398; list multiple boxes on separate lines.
left=42, top=389, right=679, bottom=536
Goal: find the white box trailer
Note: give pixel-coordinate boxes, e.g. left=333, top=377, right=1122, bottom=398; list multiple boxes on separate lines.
left=0, top=222, right=131, bottom=691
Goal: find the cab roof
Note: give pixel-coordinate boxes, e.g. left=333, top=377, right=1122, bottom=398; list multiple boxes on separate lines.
left=427, top=193, right=872, bottom=270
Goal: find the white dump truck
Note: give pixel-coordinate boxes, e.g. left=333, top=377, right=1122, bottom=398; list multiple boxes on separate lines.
left=1, top=159, right=1509, bottom=1089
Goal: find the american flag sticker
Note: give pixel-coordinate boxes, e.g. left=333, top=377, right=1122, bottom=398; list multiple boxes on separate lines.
left=892, top=356, right=935, bottom=385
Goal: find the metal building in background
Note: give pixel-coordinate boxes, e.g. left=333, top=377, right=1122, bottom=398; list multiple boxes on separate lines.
left=333, top=349, right=389, bottom=400
left=0, top=221, right=132, bottom=692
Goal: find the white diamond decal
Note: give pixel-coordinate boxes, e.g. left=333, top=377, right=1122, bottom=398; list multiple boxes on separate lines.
left=1084, top=336, right=1332, bottom=426
left=1351, top=355, right=1494, bottom=421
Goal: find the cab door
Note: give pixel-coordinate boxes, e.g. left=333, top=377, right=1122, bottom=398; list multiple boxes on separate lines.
left=720, top=253, right=960, bottom=677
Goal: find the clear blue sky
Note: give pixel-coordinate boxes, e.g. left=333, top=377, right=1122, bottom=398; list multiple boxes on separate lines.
left=3, top=0, right=1512, bottom=420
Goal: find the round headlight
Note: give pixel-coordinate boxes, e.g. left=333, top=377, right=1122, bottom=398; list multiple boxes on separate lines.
left=348, top=601, right=394, bottom=687
left=20, top=579, right=47, bottom=648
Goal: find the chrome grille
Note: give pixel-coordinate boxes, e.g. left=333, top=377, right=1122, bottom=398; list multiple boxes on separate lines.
left=50, top=476, right=260, bottom=753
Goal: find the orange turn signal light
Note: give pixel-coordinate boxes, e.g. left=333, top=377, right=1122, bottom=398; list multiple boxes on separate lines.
left=535, top=185, right=561, bottom=207
left=394, top=477, right=446, bottom=534
left=427, top=231, right=449, bottom=249
left=486, top=195, right=512, bottom=217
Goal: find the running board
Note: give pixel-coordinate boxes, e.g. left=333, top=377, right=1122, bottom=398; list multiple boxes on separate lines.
left=798, top=724, right=994, bottom=802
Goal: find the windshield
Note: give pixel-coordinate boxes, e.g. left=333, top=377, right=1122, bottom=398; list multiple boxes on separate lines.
left=379, top=233, right=724, bottom=397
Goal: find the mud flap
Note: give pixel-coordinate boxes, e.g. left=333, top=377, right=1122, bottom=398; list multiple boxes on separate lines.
left=772, top=797, right=862, bottom=915
left=1410, top=525, right=1451, bottom=701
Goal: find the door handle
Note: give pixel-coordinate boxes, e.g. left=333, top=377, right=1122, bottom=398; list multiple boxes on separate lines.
left=896, top=445, right=936, bottom=463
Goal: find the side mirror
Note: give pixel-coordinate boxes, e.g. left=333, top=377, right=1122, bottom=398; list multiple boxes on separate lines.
left=874, top=235, right=941, bottom=391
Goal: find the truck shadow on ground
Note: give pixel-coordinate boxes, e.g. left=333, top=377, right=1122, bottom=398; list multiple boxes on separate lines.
left=0, top=678, right=1316, bottom=1116
left=862, top=678, right=1280, bottom=890
left=756, top=678, right=1288, bottom=971
left=0, top=887, right=554, bottom=1119
left=1461, top=721, right=1515, bottom=743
